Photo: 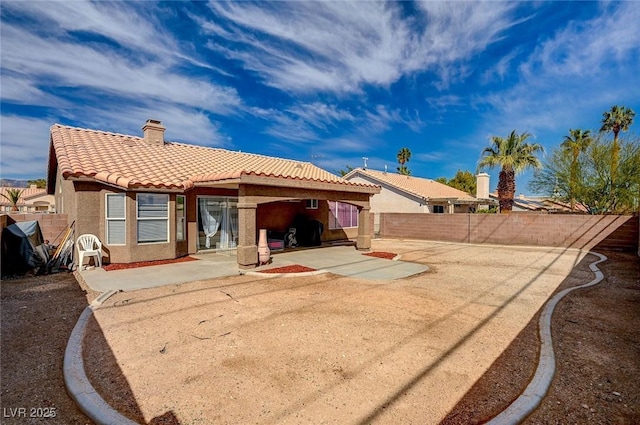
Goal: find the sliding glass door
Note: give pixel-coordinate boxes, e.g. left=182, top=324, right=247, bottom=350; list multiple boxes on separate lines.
left=197, top=197, right=238, bottom=252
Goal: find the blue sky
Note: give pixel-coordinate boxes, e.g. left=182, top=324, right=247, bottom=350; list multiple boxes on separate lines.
left=1, top=1, right=639, bottom=195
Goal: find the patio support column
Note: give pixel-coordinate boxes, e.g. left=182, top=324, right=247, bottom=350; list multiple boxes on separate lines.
left=356, top=205, right=371, bottom=251
left=237, top=202, right=258, bottom=269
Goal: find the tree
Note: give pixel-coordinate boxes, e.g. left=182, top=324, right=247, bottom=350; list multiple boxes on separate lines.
left=600, top=105, right=635, bottom=182
left=27, top=178, right=47, bottom=188
left=530, top=135, right=640, bottom=214
left=1, top=188, right=24, bottom=211
left=435, top=170, right=477, bottom=195
left=448, top=170, right=477, bottom=195
left=336, top=166, right=354, bottom=177
left=478, top=130, right=544, bottom=213
left=561, top=129, right=592, bottom=211
left=396, top=147, right=411, bottom=175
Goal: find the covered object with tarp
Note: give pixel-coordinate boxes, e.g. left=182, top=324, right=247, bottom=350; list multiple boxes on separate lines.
left=1, top=220, right=47, bottom=276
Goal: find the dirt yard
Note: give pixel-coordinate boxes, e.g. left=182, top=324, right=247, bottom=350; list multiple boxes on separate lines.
left=0, top=273, right=94, bottom=424
left=1, top=241, right=638, bottom=425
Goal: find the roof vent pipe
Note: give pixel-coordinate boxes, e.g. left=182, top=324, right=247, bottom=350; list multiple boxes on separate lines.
left=142, top=119, right=165, bottom=146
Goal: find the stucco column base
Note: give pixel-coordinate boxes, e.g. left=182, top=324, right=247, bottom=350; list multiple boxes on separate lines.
left=237, top=245, right=258, bottom=269
left=356, top=235, right=372, bottom=251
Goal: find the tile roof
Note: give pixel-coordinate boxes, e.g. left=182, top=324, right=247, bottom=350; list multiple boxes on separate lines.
left=344, top=168, right=476, bottom=200
left=49, top=124, right=377, bottom=191
left=489, top=193, right=589, bottom=212
left=0, top=187, right=47, bottom=206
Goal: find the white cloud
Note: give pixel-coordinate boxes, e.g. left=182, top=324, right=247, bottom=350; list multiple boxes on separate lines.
left=76, top=106, right=230, bottom=148
left=0, top=74, right=68, bottom=107
left=285, top=103, right=355, bottom=130
left=481, top=48, right=521, bottom=84
left=2, top=23, right=240, bottom=113
left=414, top=151, right=446, bottom=163
left=480, top=2, right=640, bottom=139
left=519, top=2, right=640, bottom=80
left=254, top=102, right=424, bottom=146
left=3, top=1, right=176, bottom=60
left=202, top=1, right=518, bottom=93
left=0, top=115, right=54, bottom=178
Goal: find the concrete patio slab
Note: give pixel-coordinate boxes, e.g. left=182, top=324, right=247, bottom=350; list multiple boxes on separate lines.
left=78, top=252, right=239, bottom=292
left=78, top=245, right=428, bottom=292
left=261, top=245, right=428, bottom=280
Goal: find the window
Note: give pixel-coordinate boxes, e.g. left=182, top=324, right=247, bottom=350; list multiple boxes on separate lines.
left=305, top=199, right=318, bottom=209
left=176, top=195, right=186, bottom=241
left=433, top=205, right=445, bottom=214
left=106, top=194, right=126, bottom=245
left=137, top=194, right=169, bottom=243
left=328, top=201, right=359, bottom=229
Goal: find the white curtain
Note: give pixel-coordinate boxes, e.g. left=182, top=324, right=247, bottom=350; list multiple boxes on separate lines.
left=199, top=200, right=221, bottom=249
left=219, top=202, right=229, bottom=248
left=229, top=209, right=238, bottom=248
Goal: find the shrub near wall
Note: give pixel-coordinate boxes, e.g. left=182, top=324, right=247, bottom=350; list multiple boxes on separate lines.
left=379, top=213, right=639, bottom=252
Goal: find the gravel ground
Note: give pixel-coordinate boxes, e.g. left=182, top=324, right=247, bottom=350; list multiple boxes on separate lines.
left=1, top=242, right=638, bottom=425
left=0, top=272, right=95, bottom=424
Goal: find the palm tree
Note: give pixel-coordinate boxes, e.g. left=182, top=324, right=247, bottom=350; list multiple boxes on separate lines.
left=397, top=147, right=412, bottom=175
left=1, top=188, right=24, bottom=211
left=561, top=129, right=592, bottom=211
left=478, top=130, right=544, bottom=213
left=600, top=105, right=635, bottom=182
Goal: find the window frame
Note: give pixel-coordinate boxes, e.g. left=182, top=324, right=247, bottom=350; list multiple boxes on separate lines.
left=136, top=193, right=170, bottom=244
left=433, top=205, right=445, bottom=214
left=305, top=199, right=318, bottom=209
left=328, top=201, right=359, bottom=230
left=176, top=195, right=186, bottom=242
left=105, top=193, right=126, bottom=245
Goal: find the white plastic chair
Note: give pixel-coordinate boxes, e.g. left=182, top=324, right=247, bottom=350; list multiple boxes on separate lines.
left=76, top=234, right=102, bottom=269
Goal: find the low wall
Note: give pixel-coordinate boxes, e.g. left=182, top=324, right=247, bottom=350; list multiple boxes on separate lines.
left=3, top=213, right=69, bottom=243
left=379, top=213, right=639, bottom=252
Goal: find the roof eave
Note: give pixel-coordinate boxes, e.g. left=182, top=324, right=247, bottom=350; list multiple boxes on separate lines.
left=66, top=176, right=185, bottom=193
left=240, top=174, right=380, bottom=194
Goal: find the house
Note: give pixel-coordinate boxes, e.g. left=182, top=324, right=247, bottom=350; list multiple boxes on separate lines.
left=46, top=120, right=379, bottom=268
left=0, top=186, right=56, bottom=213
left=343, top=168, right=492, bottom=232
left=488, top=193, right=589, bottom=213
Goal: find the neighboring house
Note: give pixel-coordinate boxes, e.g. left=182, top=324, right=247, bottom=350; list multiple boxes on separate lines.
left=488, top=193, right=589, bottom=213
left=0, top=186, right=55, bottom=213
left=343, top=168, right=491, bottom=232
left=47, top=120, right=379, bottom=268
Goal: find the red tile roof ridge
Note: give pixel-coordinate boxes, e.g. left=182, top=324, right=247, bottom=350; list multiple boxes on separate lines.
left=346, top=168, right=475, bottom=200
left=53, top=123, right=318, bottom=166
left=52, top=123, right=140, bottom=142
left=50, top=123, right=380, bottom=191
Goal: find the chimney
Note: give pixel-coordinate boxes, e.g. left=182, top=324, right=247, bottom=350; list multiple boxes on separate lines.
left=476, top=172, right=490, bottom=199
left=142, top=119, right=165, bottom=145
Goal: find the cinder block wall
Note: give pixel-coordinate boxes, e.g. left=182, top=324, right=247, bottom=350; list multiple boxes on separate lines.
left=6, top=213, right=69, bottom=243
left=379, top=213, right=639, bottom=252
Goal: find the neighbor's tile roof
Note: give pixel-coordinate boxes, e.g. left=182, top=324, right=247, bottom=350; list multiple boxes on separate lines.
left=49, top=124, right=375, bottom=191
left=0, top=187, right=47, bottom=206
left=344, top=168, right=476, bottom=200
